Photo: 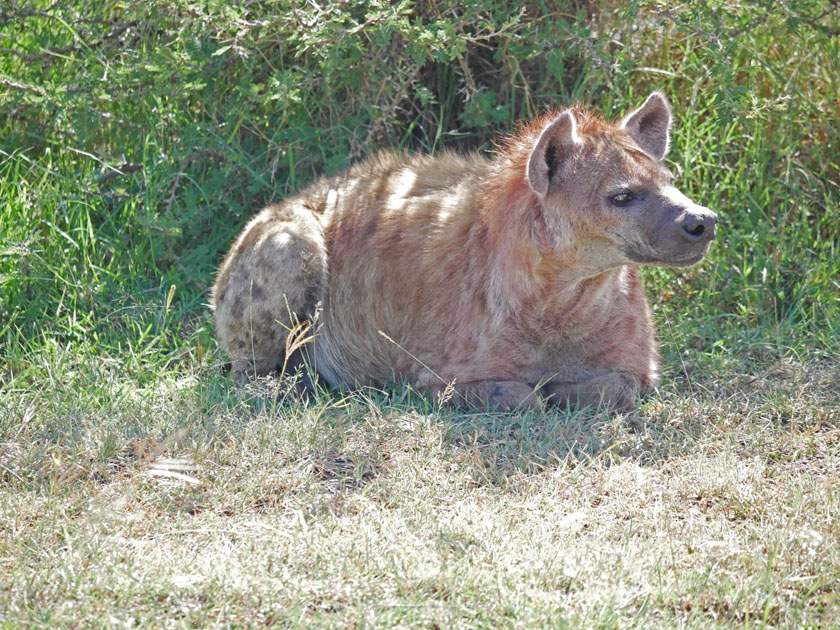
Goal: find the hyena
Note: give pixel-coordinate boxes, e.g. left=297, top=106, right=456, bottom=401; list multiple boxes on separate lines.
left=211, top=92, right=717, bottom=411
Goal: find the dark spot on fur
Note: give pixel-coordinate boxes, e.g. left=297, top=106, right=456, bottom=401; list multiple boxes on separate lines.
left=258, top=249, right=275, bottom=269
left=302, top=286, right=319, bottom=313
left=383, top=232, right=403, bottom=256
left=251, top=283, right=264, bottom=298
left=363, top=217, right=378, bottom=239
left=232, top=296, right=244, bottom=318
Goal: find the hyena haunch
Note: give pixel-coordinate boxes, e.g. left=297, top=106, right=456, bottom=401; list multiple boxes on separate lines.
left=211, top=92, right=717, bottom=411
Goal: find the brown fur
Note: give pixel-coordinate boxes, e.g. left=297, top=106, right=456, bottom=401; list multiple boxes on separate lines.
left=211, top=92, right=718, bottom=410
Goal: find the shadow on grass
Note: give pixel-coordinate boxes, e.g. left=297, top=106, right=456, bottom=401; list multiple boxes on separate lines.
left=215, top=369, right=722, bottom=493
left=6, top=356, right=835, bottom=506
left=224, top=354, right=840, bottom=494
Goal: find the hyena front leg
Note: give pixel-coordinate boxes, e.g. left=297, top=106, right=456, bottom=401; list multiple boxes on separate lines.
left=426, top=379, right=542, bottom=411
left=211, top=203, right=326, bottom=382
left=543, top=373, right=648, bottom=411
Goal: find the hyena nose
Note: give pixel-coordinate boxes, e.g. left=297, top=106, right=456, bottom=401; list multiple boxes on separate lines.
left=680, top=208, right=718, bottom=243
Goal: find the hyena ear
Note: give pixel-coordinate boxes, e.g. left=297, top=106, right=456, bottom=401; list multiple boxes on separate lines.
left=527, top=109, right=581, bottom=197
left=621, top=92, right=672, bottom=161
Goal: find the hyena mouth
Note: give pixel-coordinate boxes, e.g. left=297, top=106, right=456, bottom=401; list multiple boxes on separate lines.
left=624, top=246, right=710, bottom=267
left=665, top=251, right=710, bottom=267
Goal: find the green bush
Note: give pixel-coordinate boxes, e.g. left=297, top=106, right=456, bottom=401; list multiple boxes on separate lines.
left=1, top=0, right=838, bottom=377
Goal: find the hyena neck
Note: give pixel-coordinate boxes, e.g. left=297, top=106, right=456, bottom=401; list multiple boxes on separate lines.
left=482, top=162, right=613, bottom=317
left=482, top=169, right=546, bottom=317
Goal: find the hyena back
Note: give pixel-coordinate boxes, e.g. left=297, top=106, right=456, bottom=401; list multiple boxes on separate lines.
left=211, top=92, right=717, bottom=410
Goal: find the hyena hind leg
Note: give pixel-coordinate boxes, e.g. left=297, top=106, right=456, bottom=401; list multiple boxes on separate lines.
left=211, top=203, right=327, bottom=383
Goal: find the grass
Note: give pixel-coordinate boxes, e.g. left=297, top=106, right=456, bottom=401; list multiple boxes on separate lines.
left=2, top=359, right=838, bottom=627
left=1, top=1, right=839, bottom=628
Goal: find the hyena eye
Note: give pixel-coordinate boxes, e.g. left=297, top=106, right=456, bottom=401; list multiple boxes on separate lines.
left=610, top=191, right=635, bottom=206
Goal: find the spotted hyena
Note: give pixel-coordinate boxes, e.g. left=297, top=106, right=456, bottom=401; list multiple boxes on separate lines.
left=211, top=92, right=717, bottom=411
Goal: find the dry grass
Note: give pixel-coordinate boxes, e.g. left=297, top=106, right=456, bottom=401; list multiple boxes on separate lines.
left=2, top=359, right=837, bottom=628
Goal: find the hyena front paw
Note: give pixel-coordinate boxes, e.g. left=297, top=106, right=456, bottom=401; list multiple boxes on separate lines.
left=544, top=373, right=640, bottom=412
left=460, top=380, right=542, bottom=412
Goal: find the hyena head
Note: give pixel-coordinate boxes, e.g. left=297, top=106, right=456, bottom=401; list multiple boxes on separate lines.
left=526, top=92, right=718, bottom=271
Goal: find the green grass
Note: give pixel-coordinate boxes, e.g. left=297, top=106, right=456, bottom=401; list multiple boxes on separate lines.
left=1, top=1, right=839, bottom=627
